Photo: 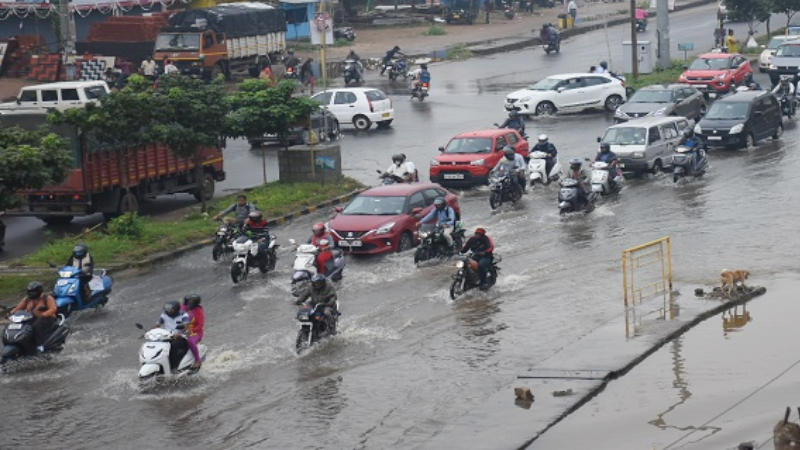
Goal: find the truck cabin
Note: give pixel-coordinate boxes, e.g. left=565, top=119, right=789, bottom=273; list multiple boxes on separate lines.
left=154, top=29, right=227, bottom=78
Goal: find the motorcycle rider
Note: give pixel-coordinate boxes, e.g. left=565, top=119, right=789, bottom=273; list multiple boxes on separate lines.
left=308, top=222, right=336, bottom=276
left=380, top=153, right=416, bottom=183
left=459, top=228, right=495, bottom=291
left=491, top=146, right=527, bottom=193
left=345, top=49, right=363, bottom=80
left=409, top=63, right=431, bottom=91
left=181, top=294, right=205, bottom=370
left=772, top=76, right=796, bottom=116
left=295, top=274, right=338, bottom=331
left=594, top=61, right=609, bottom=74
left=595, top=143, right=621, bottom=191
left=564, top=158, right=591, bottom=207
left=531, top=134, right=558, bottom=179
left=418, top=197, right=457, bottom=248
left=499, top=110, right=525, bottom=136
left=8, top=281, right=57, bottom=353
left=635, top=5, right=648, bottom=28
left=212, top=194, right=257, bottom=226
left=679, top=128, right=702, bottom=172
left=282, top=50, right=300, bottom=77
left=380, top=46, right=403, bottom=76
left=242, top=211, right=271, bottom=259
left=66, top=243, right=93, bottom=299
left=540, top=23, right=558, bottom=48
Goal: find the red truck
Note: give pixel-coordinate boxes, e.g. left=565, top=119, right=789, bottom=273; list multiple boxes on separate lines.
left=3, top=113, right=225, bottom=224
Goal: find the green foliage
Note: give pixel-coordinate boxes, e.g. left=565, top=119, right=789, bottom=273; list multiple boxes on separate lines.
left=624, top=60, right=685, bottom=91
left=725, top=0, right=770, bottom=35
left=423, top=26, right=447, bottom=36
left=640, top=1, right=650, bottom=10
left=107, top=212, right=144, bottom=237
left=0, top=126, right=72, bottom=211
left=447, top=43, right=474, bottom=60
left=770, top=0, right=800, bottom=26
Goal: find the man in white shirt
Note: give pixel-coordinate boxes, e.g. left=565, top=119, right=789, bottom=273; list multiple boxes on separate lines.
left=140, top=56, right=157, bottom=80
left=567, top=0, right=577, bottom=21
left=164, top=60, right=179, bottom=75
left=380, top=153, right=417, bottom=183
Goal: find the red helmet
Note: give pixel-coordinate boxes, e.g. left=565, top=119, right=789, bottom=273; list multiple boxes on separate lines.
left=475, top=228, right=486, bottom=236
left=312, top=222, right=325, bottom=236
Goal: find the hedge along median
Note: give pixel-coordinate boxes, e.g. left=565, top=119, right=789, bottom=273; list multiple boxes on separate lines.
left=0, top=177, right=365, bottom=308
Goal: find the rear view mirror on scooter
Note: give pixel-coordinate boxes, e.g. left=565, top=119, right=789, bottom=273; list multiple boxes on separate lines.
left=135, top=323, right=144, bottom=330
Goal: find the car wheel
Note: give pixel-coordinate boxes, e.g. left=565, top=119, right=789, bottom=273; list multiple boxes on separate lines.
left=329, top=120, right=341, bottom=140
left=353, top=115, right=372, bottom=131
left=745, top=132, right=756, bottom=150
left=535, top=101, right=556, bottom=116
left=397, top=232, right=413, bottom=253
left=605, top=94, right=623, bottom=112
left=773, top=123, right=783, bottom=140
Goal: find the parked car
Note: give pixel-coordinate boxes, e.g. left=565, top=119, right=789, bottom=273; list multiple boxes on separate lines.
left=311, top=87, right=394, bottom=131
left=326, top=183, right=461, bottom=255
left=678, top=53, right=753, bottom=98
left=600, top=116, right=693, bottom=175
left=694, top=90, right=782, bottom=149
left=759, top=36, right=800, bottom=73
left=444, top=6, right=477, bottom=24
left=429, top=128, right=530, bottom=187
left=0, top=81, right=109, bottom=113
left=248, top=107, right=340, bottom=147
left=504, top=73, right=627, bottom=116
left=614, top=84, right=706, bottom=122
left=768, top=41, right=800, bottom=85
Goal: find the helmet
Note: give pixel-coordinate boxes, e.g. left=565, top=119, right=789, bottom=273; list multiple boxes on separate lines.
left=600, top=143, right=611, bottom=153
left=683, top=128, right=694, bottom=139
left=311, top=274, right=326, bottom=289
left=26, top=281, right=44, bottom=299
left=183, top=294, right=201, bottom=310
left=538, top=134, right=548, bottom=143
left=509, top=110, right=519, bottom=119
left=475, top=228, right=486, bottom=236
left=248, top=211, right=263, bottom=221
left=164, top=300, right=181, bottom=318
left=600, top=61, right=608, bottom=69
left=420, top=64, right=428, bottom=70
left=287, top=49, right=295, bottom=55
left=434, top=197, right=446, bottom=210
left=392, top=153, right=405, bottom=164
left=569, top=158, right=582, bottom=169
left=504, top=147, right=516, bottom=160
left=72, top=243, right=88, bottom=258
left=312, top=222, right=325, bottom=236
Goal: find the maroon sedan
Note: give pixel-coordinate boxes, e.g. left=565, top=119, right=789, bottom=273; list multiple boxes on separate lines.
left=327, top=183, right=461, bottom=254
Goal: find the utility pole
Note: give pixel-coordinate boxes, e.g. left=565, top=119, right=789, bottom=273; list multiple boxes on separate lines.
left=58, top=0, right=76, bottom=60
left=318, top=0, right=328, bottom=88
left=629, top=0, right=638, bottom=79
left=656, top=0, right=671, bottom=68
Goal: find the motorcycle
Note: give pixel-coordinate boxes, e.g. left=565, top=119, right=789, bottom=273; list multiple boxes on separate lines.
left=636, top=18, right=647, bottom=32
left=295, top=300, right=339, bottom=354
left=52, top=265, right=113, bottom=317
left=590, top=161, right=624, bottom=196
left=543, top=32, right=561, bottom=54
left=558, top=178, right=598, bottom=214
left=212, top=221, right=240, bottom=262
left=343, top=59, right=363, bottom=85
left=284, top=64, right=299, bottom=80
left=414, top=222, right=466, bottom=266
left=449, top=253, right=502, bottom=299
left=230, top=233, right=279, bottom=284
left=672, top=145, right=708, bottom=183
left=503, top=0, right=515, bottom=19
left=411, top=81, right=430, bottom=102
left=489, top=171, right=524, bottom=210
left=135, top=323, right=206, bottom=387
left=376, top=169, right=408, bottom=185
left=334, top=27, right=356, bottom=41
left=528, top=151, right=562, bottom=186
left=779, top=94, right=796, bottom=119
left=1, top=311, right=70, bottom=365
left=288, top=239, right=345, bottom=297
left=388, top=58, right=408, bottom=81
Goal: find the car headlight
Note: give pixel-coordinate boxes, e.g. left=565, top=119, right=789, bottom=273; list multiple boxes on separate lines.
left=519, top=96, right=531, bottom=103
left=694, top=124, right=702, bottom=134
left=470, top=159, right=485, bottom=166
left=679, top=74, right=687, bottom=81
left=648, top=107, right=667, bottom=116
left=375, top=222, right=395, bottom=235
left=430, top=159, right=440, bottom=166
left=730, top=123, right=744, bottom=134
left=614, top=108, right=628, bottom=117
left=631, top=151, right=645, bottom=158
left=770, top=64, right=777, bottom=70
left=715, top=72, right=728, bottom=79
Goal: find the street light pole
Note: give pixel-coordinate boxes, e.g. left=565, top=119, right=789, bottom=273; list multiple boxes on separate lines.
left=656, top=0, right=671, bottom=68
left=58, top=0, right=76, bottom=60
left=629, top=0, right=638, bottom=79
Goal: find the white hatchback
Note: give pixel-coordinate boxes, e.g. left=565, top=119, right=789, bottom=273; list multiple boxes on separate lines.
left=504, top=73, right=627, bottom=116
left=311, top=87, right=394, bottom=131
left=759, top=36, right=800, bottom=72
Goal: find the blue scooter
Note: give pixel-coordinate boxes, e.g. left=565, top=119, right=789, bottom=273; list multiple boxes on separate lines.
left=52, top=266, right=113, bottom=317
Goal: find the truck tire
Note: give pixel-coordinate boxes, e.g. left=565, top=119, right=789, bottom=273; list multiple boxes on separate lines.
left=194, top=173, right=215, bottom=202
left=210, top=64, right=223, bottom=81
left=119, top=191, right=139, bottom=215
left=40, top=216, right=74, bottom=226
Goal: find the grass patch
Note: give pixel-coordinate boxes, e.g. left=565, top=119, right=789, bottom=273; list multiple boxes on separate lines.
left=422, top=25, right=447, bottom=36
left=447, top=43, right=473, bottom=60
left=0, top=274, right=49, bottom=310
left=624, top=61, right=685, bottom=91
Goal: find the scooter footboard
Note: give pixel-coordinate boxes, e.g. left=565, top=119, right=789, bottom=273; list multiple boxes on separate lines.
left=1, top=344, right=21, bottom=359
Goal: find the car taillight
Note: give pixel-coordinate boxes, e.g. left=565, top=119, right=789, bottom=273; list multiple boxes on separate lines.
left=422, top=83, right=429, bottom=87
left=368, top=98, right=374, bottom=112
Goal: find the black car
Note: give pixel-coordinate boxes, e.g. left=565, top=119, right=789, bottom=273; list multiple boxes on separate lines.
left=695, top=91, right=782, bottom=149
left=615, top=84, right=706, bottom=122
left=248, top=107, right=341, bottom=147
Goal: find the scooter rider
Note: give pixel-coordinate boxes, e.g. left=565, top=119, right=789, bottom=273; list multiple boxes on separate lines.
left=635, top=6, right=648, bottom=27
left=459, top=228, right=495, bottom=291
left=66, top=243, right=93, bottom=299
left=417, top=197, right=457, bottom=248
left=154, top=300, right=190, bottom=369
left=308, top=222, right=336, bottom=276
left=345, top=49, right=363, bottom=79
left=499, top=110, right=525, bottom=136
left=282, top=50, right=300, bottom=75
left=492, top=146, right=527, bottom=193
left=380, top=153, right=416, bottom=183
left=540, top=23, right=558, bottom=47
left=595, top=143, right=621, bottom=190
left=295, top=275, right=338, bottom=330
left=680, top=128, right=702, bottom=172
left=408, top=63, right=431, bottom=91
left=594, top=61, right=609, bottom=74
left=564, top=158, right=591, bottom=207
left=772, top=76, right=796, bottom=116
left=8, top=282, right=57, bottom=353
left=531, top=134, right=558, bottom=178
left=380, top=46, right=403, bottom=75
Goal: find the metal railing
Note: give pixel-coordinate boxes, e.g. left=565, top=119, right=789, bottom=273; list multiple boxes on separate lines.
left=622, top=236, right=673, bottom=307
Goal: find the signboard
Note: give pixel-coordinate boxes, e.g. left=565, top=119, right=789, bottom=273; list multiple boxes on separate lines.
left=677, top=43, right=694, bottom=51
left=315, top=155, right=336, bottom=170
left=310, top=12, right=334, bottom=46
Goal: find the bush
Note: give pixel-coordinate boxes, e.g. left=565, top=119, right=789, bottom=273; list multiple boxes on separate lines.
left=447, top=43, right=473, bottom=60
left=108, top=212, right=145, bottom=238
left=423, top=26, right=447, bottom=36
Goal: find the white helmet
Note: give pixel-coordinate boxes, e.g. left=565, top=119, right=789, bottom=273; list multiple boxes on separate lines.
left=538, top=134, right=548, bottom=143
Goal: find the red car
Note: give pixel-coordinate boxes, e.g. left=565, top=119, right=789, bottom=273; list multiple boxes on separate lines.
left=429, top=129, right=530, bottom=187
left=327, top=183, right=460, bottom=254
left=678, top=52, right=753, bottom=97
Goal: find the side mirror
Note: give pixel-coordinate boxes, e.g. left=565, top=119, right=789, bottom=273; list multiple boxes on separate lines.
left=438, top=146, right=445, bottom=152
left=15, top=98, right=20, bottom=105
left=557, top=87, right=565, bottom=93
left=412, top=207, right=423, bottom=215
left=135, top=323, right=144, bottom=330
left=288, top=238, right=297, bottom=245
left=334, top=206, right=343, bottom=213
left=596, top=136, right=601, bottom=143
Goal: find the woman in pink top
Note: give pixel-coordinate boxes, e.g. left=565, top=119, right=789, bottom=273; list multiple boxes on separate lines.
left=181, top=294, right=205, bottom=369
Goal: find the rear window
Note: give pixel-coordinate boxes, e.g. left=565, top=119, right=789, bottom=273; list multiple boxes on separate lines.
left=84, top=86, right=107, bottom=100
left=365, top=90, right=388, bottom=101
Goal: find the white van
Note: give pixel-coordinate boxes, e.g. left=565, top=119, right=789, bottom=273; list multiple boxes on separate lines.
left=599, top=116, right=693, bottom=175
left=0, top=81, right=109, bottom=113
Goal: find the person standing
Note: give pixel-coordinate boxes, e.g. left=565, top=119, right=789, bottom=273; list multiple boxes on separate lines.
left=140, top=56, right=157, bottom=81
left=567, top=0, right=577, bottom=22
left=300, top=58, right=315, bottom=94
left=725, top=29, right=739, bottom=54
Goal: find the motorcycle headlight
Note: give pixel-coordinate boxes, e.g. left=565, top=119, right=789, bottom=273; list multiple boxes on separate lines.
left=456, top=261, right=465, bottom=268
left=375, top=222, right=395, bottom=235
left=219, top=226, right=227, bottom=232
left=297, top=313, right=309, bottom=320
left=470, top=159, right=485, bottom=166
left=419, top=231, right=429, bottom=239
left=694, top=124, right=702, bottom=134
left=430, top=159, right=440, bottom=166
left=631, top=151, right=645, bottom=158
left=648, top=107, right=666, bottom=116
left=614, top=108, right=628, bottom=117
left=729, top=123, right=744, bottom=134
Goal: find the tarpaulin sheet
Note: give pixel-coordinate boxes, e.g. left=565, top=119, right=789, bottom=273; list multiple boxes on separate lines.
left=168, top=3, right=288, bottom=38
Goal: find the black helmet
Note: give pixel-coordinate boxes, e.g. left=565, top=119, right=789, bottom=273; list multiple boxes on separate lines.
left=392, top=153, right=405, bottom=164
left=311, top=274, right=326, bottom=289
left=509, top=110, right=519, bottom=119
left=600, top=61, right=608, bottom=69
left=72, top=243, right=88, bottom=258
left=27, top=281, right=44, bottom=299
left=248, top=211, right=263, bottom=221
left=600, top=143, right=611, bottom=153
left=420, top=63, right=428, bottom=70
left=683, top=128, right=694, bottom=139
left=434, top=197, right=446, bottom=209
left=393, top=45, right=400, bottom=51
left=183, top=294, right=201, bottom=310
left=569, top=158, right=582, bottom=169
left=164, top=300, right=181, bottom=318
left=504, top=146, right=516, bottom=160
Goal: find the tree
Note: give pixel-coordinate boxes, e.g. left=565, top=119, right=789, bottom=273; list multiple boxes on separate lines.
left=0, top=126, right=72, bottom=211
left=725, top=0, right=771, bottom=40
left=771, top=0, right=800, bottom=27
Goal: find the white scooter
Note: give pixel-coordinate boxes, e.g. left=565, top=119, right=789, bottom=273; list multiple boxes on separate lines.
left=136, top=323, right=206, bottom=386
left=287, top=239, right=345, bottom=297
left=590, top=161, right=624, bottom=196
left=528, top=151, right=562, bottom=186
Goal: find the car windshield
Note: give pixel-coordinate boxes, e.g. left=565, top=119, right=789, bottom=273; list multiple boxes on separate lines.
left=629, top=89, right=674, bottom=103
left=155, top=33, right=201, bottom=51
left=704, top=102, right=749, bottom=120
left=767, top=38, right=793, bottom=49
left=689, top=58, right=730, bottom=70
left=527, top=77, right=562, bottom=91
left=342, top=195, right=407, bottom=215
left=444, top=137, right=493, bottom=154
left=775, top=44, right=800, bottom=57
left=601, top=127, right=646, bottom=145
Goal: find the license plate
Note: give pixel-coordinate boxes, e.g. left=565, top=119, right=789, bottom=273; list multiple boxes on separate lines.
left=339, top=240, right=362, bottom=247
left=695, top=85, right=707, bottom=89
left=443, top=173, right=465, bottom=179
left=619, top=163, right=625, bottom=168
left=8, top=323, right=22, bottom=330
left=708, top=136, right=722, bottom=140
left=382, top=113, right=390, bottom=118
left=453, top=14, right=460, bottom=18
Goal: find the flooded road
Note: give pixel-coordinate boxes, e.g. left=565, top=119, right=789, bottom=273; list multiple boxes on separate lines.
left=4, top=7, right=800, bottom=448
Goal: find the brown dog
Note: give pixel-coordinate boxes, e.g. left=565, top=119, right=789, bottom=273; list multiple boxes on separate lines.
left=720, top=269, right=750, bottom=296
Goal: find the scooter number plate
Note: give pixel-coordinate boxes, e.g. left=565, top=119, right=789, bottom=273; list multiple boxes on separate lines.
left=8, top=323, right=22, bottom=330
left=57, top=280, right=68, bottom=286
left=339, top=240, right=362, bottom=247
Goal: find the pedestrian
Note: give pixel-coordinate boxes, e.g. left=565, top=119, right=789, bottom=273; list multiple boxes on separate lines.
left=140, top=55, right=157, bottom=81
left=567, top=0, right=577, bottom=21
left=163, top=59, right=179, bottom=75
left=300, top=58, right=315, bottom=94
left=713, top=27, right=722, bottom=48
left=725, top=29, right=739, bottom=54
left=484, top=0, right=492, bottom=23
left=258, top=63, right=275, bottom=85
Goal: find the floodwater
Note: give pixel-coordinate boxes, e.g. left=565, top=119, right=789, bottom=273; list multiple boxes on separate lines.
left=3, top=7, right=800, bottom=448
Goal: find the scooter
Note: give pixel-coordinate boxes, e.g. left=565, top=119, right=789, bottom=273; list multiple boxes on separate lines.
left=543, top=34, right=560, bottom=54
left=135, top=323, right=206, bottom=387
left=288, top=239, right=345, bottom=297
left=590, top=161, right=624, bottom=196
left=414, top=222, right=466, bottom=266
left=334, top=27, right=356, bottom=41
left=343, top=59, right=363, bottom=85
left=779, top=93, right=796, bottom=119
left=284, top=64, right=299, bottom=80
left=672, top=145, right=709, bottom=183
left=230, top=233, right=279, bottom=284
left=376, top=169, right=408, bottom=185
left=295, top=300, right=339, bottom=354
left=212, top=221, right=240, bottom=262
left=636, top=18, right=647, bottom=32
left=52, top=265, right=113, bottom=317
left=449, top=253, right=502, bottom=300
left=1, top=311, right=70, bottom=365
left=503, top=0, right=515, bottom=19
left=558, top=178, right=597, bottom=214
left=489, top=171, right=524, bottom=210
left=411, top=81, right=430, bottom=102
left=528, top=151, right=562, bottom=186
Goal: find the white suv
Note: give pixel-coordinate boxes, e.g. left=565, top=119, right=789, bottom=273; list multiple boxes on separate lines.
left=311, top=87, right=394, bottom=131
left=504, top=73, right=626, bottom=116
